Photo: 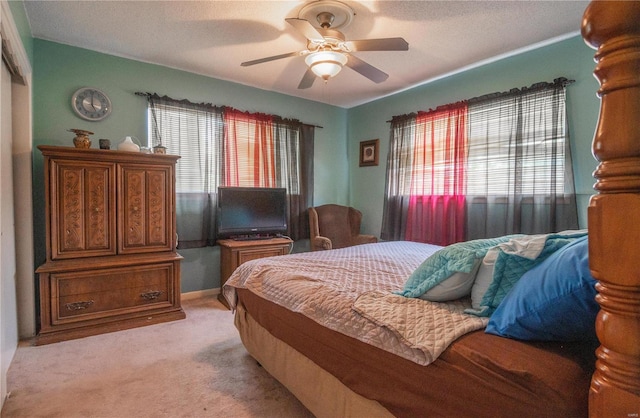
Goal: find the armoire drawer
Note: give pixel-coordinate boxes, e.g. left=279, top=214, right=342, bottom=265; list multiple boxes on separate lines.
left=49, top=263, right=174, bottom=325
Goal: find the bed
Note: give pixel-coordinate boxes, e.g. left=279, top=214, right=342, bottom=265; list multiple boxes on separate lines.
left=222, top=2, right=640, bottom=417
left=224, top=237, right=599, bottom=417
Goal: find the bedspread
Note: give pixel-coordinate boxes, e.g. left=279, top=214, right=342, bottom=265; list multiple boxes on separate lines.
left=353, top=292, right=489, bottom=364
left=223, top=241, right=489, bottom=365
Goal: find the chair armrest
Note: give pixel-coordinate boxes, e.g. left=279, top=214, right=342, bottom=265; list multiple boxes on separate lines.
left=354, top=234, right=378, bottom=245
left=311, top=236, right=332, bottom=251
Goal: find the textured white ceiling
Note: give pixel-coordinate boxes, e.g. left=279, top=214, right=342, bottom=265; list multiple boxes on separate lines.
left=24, top=0, right=589, bottom=108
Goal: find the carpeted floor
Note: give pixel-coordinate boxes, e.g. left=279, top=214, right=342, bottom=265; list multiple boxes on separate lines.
left=1, top=296, right=313, bottom=418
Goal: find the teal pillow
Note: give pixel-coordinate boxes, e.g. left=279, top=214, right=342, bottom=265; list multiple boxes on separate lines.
left=467, top=233, right=586, bottom=317
left=397, top=236, right=514, bottom=299
left=486, top=236, right=598, bottom=341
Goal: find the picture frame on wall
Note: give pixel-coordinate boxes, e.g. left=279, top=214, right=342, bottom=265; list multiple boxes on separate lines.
left=359, top=139, right=379, bottom=167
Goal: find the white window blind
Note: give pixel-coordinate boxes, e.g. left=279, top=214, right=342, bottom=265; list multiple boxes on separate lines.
left=466, top=89, right=567, bottom=196
left=148, top=103, right=223, bottom=193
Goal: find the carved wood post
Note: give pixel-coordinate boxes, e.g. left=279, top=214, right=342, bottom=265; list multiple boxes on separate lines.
left=581, top=1, right=640, bottom=416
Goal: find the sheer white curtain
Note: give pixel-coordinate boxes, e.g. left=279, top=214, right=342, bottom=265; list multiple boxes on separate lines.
left=381, top=116, right=415, bottom=241
left=465, top=79, right=578, bottom=239
left=147, top=94, right=224, bottom=248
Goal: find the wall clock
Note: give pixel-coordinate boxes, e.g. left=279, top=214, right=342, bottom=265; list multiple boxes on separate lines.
left=71, top=87, right=112, bottom=121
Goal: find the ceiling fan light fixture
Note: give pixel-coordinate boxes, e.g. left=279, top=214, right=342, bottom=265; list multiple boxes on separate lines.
left=305, top=50, right=348, bottom=80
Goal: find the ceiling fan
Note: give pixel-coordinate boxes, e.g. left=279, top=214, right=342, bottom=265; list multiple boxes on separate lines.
left=240, top=0, right=409, bottom=89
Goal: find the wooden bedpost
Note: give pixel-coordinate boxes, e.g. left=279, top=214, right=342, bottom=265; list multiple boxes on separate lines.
left=581, top=1, right=640, bottom=416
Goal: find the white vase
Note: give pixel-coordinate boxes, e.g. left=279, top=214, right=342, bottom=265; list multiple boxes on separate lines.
left=118, top=136, right=140, bottom=152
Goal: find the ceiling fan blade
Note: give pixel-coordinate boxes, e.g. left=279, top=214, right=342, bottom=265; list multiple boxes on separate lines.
left=345, top=38, right=409, bottom=52
left=345, top=54, right=389, bottom=83
left=241, top=51, right=301, bottom=67
left=285, top=18, right=325, bottom=42
left=298, top=68, right=316, bottom=89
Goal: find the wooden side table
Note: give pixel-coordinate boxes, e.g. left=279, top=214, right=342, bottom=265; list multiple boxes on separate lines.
left=217, top=237, right=293, bottom=308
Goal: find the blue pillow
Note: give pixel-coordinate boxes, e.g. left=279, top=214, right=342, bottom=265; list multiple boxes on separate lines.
left=486, top=236, right=599, bottom=342
left=472, top=234, right=580, bottom=317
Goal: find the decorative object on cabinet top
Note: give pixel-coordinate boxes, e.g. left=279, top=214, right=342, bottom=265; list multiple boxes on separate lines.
left=153, top=144, right=167, bottom=154
left=71, top=87, right=112, bottom=121
left=99, top=139, right=111, bottom=149
left=117, top=136, right=141, bottom=152
left=68, top=128, right=94, bottom=149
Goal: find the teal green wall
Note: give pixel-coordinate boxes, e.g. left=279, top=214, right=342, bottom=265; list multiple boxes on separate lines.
left=31, top=35, right=601, bottom=294
left=7, top=0, right=33, bottom=64
left=347, top=35, right=600, bottom=236
left=32, top=39, right=349, bottom=293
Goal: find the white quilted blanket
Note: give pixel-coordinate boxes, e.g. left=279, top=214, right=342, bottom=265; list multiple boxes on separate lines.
left=353, top=292, right=488, bottom=364
left=223, top=241, right=487, bottom=365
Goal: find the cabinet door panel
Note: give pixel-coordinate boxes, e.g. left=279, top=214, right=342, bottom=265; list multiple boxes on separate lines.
left=119, top=164, right=173, bottom=253
left=147, top=169, right=170, bottom=246
left=51, top=160, right=116, bottom=259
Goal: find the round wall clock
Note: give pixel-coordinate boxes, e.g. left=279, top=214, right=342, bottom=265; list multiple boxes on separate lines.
left=71, top=87, right=112, bottom=121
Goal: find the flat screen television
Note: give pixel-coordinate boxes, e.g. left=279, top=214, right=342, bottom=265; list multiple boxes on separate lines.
left=216, top=186, right=288, bottom=239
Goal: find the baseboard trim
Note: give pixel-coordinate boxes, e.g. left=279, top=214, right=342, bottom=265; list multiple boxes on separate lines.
left=181, top=288, right=219, bottom=300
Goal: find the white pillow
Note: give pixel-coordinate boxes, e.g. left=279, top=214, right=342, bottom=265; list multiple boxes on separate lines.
left=419, top=261, right=480, bottom=302
left=470, top=247, right=499, bottom=309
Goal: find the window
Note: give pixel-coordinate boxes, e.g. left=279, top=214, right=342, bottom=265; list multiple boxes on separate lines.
left=382, top=79, right=578, bottom=244
left=466, top=90, right=567, bottom=196
left=147, top=101, right=222, bottom=194
left=143, top=94, right=314, bottom=247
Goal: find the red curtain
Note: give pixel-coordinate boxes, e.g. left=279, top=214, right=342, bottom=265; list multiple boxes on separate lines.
left=404, top=103, right=468, bottom=245
left=223, top=109, right=276, bottom=187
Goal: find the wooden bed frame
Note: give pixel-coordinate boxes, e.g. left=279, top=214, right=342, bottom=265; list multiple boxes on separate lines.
left=582, top=1, right=640, bottom=415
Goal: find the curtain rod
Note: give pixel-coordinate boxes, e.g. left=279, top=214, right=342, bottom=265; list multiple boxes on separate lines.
left=134, top=92, right=323, bottom=129
left=387, top=77, right=575, bottom=123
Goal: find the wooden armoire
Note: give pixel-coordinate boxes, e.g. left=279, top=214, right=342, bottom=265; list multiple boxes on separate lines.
left=35, top=146, right=185, bottom=345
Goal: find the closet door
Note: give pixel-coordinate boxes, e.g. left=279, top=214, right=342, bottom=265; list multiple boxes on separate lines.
left=1, top=57, right=16, bottom=407
left=118, top=163, right=174, bottom=254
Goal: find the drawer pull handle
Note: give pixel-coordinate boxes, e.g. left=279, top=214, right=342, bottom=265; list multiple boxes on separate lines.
left=65, top=300, right=94, bottom=311
left=141, top=290, right=163, bottom=300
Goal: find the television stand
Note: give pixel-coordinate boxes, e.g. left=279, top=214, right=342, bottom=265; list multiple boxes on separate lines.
left=217, top=237, right=293, bottom=309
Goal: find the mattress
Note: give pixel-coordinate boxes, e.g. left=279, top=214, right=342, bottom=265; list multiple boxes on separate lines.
left=236, top=287, right=595, bottom=417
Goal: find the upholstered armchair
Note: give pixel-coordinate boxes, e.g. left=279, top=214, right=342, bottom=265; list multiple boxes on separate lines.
left=308, top=204, right=378, bottom=251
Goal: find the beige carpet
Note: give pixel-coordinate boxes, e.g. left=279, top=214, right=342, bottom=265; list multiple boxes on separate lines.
left=1, top=296, right=314, bottom=418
